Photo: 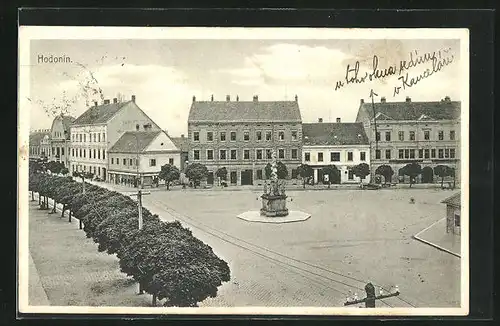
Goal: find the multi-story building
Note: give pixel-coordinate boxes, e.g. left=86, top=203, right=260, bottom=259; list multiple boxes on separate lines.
left=355, top=96, right=461, bottom=184
left=69, top=95, right=161, bottom=181
left=442, top=191, right=461, bottom=236
left=302, top=118, right=371, bottom=184
left=49, top=114, right=75, bottom=167
left=29, top=129, right=51, bottom=161
left=187, top=95, right=303, bottom=186
left=171, top=134, right=189, bottom=171
left=107, top=130, right=181, bottom=187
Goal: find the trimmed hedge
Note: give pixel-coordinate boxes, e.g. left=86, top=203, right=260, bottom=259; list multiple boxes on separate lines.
left=28, top=170, right=230, bottom=307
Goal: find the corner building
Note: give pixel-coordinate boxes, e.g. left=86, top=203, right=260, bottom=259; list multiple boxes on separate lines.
left=187, top=95, right=303, bottom=186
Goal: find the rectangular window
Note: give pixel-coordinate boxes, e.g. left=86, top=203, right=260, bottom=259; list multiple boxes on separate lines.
left=257, top=170, right=263, bottom=180
left=291, top=130, right=298, bottom=141
left=385, top=131, right=391, bottom=141
left=424, top=149, right=430, bottom=159
left=194, top=150, right=200, bottom=160
left=52, top=147, right=55, bottom=155
left=375, top=149, right=381, bottom=159
left=438, top=149, right=444, bottom=158
left=399, top=149, right=404, bottom=159
left=291, top=149, right=298, bottom=159
left=431, top=149, right=436, bottom=158
left=256, top=131, right=262, bottom=141
left=56, top=147, right=60, bottom=157
left=398, top=131, right=404, bottom=141
left=111, top=158, right=114, bottom=164
left=103, top=151, right=105, bottom=159
left=79, top=134, right=82, bottom=142
left=123, top=158, right=126, bottom=165
left=409, top=149, right=415, bottom=159
left=438, top=131, right=444, bottom=140
left=244, top=149, right=250, bottom=160
left=220, top=149, right=227, bottom=160
left=404, top=149, right=410, bottom=159
left=207, top=131, right=213, bottom=142
left=385, top=150, right=391, bottom=159
left=220, top=132, right=226, bottom=141
left=230, top=131, right=237, bottom=141
left=331, top=152, right=340, bottom=162
left=79, top=148, right=82, bottom=157
left=94, top=149, right=97, bottom=159
left=256, top=149, right=263, bottom=160
left=266, top=149, right=272, bottom=159
left=424, top=130, right=430, bottom=140
left=84, top=149, right=87, bottom=158
left=84, top=134, right=86, bottom=142
left=419, top=149, right=423, bottom=158
left=450, top=148, right=456, bottom=158
left=193, top=132, right=200, bottom=142
left=348, top=170, right=354, bottom=180
left=361, top=152, right=367, bottom=161
left=375, top=132, right=381, bottom=141
left=150, top=159, right=156, bottom=167
left=244, top=131, right=250, bottom=141
left=266, top=131, right=272, bottom=141
left=445, top=148, right=450, bottom=158
left=98, top=167, right=101, bottom=175
left=230, top=149, right=237, bottom=160
left=61, top=148, right=65, bottom=156
left=207, top=149, right=214, bottom=160
left=305, top=152, right=310, bottom=162
left=169, top=158, right=174, bottom=165
left=130, top=158, right=133, bottom=166
left=72, top=148, right=75, bottom=157
left=96, top=133, right=98, bottom=142
left=409, top=131, right=415, bottom=141
left=454, top=214, right=460, bottom=227
left=347, top=152, right=353, bottom=161
left=278, top=131, right=285, bottom=141
left=103, top=133, right=106, bottom=142
left=317, top=152, right=323, bottom=162
left=450, top=130, right=455, bottom=140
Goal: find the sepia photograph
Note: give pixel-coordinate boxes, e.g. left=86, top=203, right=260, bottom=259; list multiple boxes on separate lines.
left=18, top=27, right=469, bottom=316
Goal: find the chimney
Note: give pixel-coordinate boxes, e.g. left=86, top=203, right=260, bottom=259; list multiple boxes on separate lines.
left=211, top=94, right=214, bottom=101
left=381, top=97, right=386, bottom=103
left=226, top=95, right=230, bottom=102
left=295, top=94, right=298, bottom=102
left=131, top=95, right=136, bottom=102
left=94, top=101, right=98, bottom=106
left=236, top=95, right=239, bottom=101
left=336, top=117, right=341, bottom=123
left=103, top=99, right=110, bottom=104
left=113, top=98, right=118, bottom=103
left=318, top=118, right=323, bottom=123
left=360, top=99, right=364, bottom=104
left=192, top=95, right=196, bottom=102
left=253, top=95, right=258, bottom=102
left=181, top=134, right=185, bottom=139
left=406, top=96, right=411, bottom=102
left=444, top=96, right=451, bottom=102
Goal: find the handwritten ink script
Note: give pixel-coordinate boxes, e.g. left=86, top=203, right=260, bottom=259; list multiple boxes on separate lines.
left=334, top=48, right=455, bottom=96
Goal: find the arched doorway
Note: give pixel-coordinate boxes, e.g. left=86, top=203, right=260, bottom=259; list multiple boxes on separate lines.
left=421, top=166, right=434, bottom=183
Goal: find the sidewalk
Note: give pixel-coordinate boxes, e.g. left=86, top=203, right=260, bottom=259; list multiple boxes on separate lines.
left=413, top=218, right=461, bottom=258
left=28, top=200, right=152, bottom=306
left=28, top=251, right=50, bottom=306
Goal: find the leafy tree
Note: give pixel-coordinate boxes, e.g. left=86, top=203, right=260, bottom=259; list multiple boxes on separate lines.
left=352, top=163, right=371, bottom=185
left=265, top=162, right=288, bottom=180
left=296, top=164, right=314, bottom=188
left=158, top=164, right=180, bottom=190
left=433, top=165, right=451, bottom=189
left=449, top=167, right=456, bottom=189
left=321, top=165, right=339, bottom=188
left=61, top=167, right=69, bottom=176
left=185, top=163, right=208, bottom=188
left=402, top=162, right=422, bottom=188
left=215, top=167, right=228, bottom=181
left=375, top=165, right=394, bottom=184
left=46, top=161, right=65, bottom=175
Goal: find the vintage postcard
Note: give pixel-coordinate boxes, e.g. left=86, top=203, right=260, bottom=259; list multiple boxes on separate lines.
left=18, top=27, right=469, bottom=316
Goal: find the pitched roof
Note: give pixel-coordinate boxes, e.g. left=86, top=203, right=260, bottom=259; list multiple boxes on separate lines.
left=302, top=122, right=369, bottom=146
left=171, top=136, right=189, bottom=152
left=61, top=115, right=76, bottom=131
left=441, top=192, right=461, bottom=207
left=360, top=100, right=461, bottom=121
left=29, top=131, right=50, bottom=145
left=109, top=131, right=161, bottom=153
left=188, top=100, right=302, bottom=123
left=72, top=101, right=130, bottom=125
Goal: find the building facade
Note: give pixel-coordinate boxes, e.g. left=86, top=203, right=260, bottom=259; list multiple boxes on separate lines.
left=29, top=129, right=51, bottom=161
left=69, top=95, right=161, bottom=181
left=302, top=119, right=371, bottom=184
left=355, top=96, right=461, bottom=184
left=107, top=131, right=181, bottom=187
left=442, top=192, right=461, bottom=235
left=187, top=95, right=303, bottom=186
left=171, top=134, right=189, bottom=171
left=49, top=114, right=75, bottom=167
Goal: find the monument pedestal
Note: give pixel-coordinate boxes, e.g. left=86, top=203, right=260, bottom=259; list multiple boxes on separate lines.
left=260, top=194, right=289, bottom=217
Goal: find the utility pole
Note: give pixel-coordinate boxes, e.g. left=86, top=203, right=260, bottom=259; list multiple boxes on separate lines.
left=344, top=283, right=400, bottom=308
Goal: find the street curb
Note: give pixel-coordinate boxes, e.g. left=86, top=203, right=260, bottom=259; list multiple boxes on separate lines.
left=412, top=218, right=461, bottom=258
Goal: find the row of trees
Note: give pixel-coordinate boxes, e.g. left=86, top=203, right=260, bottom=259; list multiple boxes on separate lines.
left=28, top=162, right=230, bottom=307
left=374, top=163, right=456, bottom=188
left=296, top=163, right=371, bottom=188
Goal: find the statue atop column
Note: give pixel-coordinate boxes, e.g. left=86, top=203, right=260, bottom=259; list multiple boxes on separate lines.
left=260, top=148, right=289, bottom=217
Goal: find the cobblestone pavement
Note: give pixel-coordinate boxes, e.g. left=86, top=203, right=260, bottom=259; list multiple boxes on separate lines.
left=28, top=201, right=152, bottom=307
left=143, top=188, right=461, bottom=308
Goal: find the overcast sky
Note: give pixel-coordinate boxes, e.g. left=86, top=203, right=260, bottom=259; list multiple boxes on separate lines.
left=29, top=38, right=461, bottom=136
